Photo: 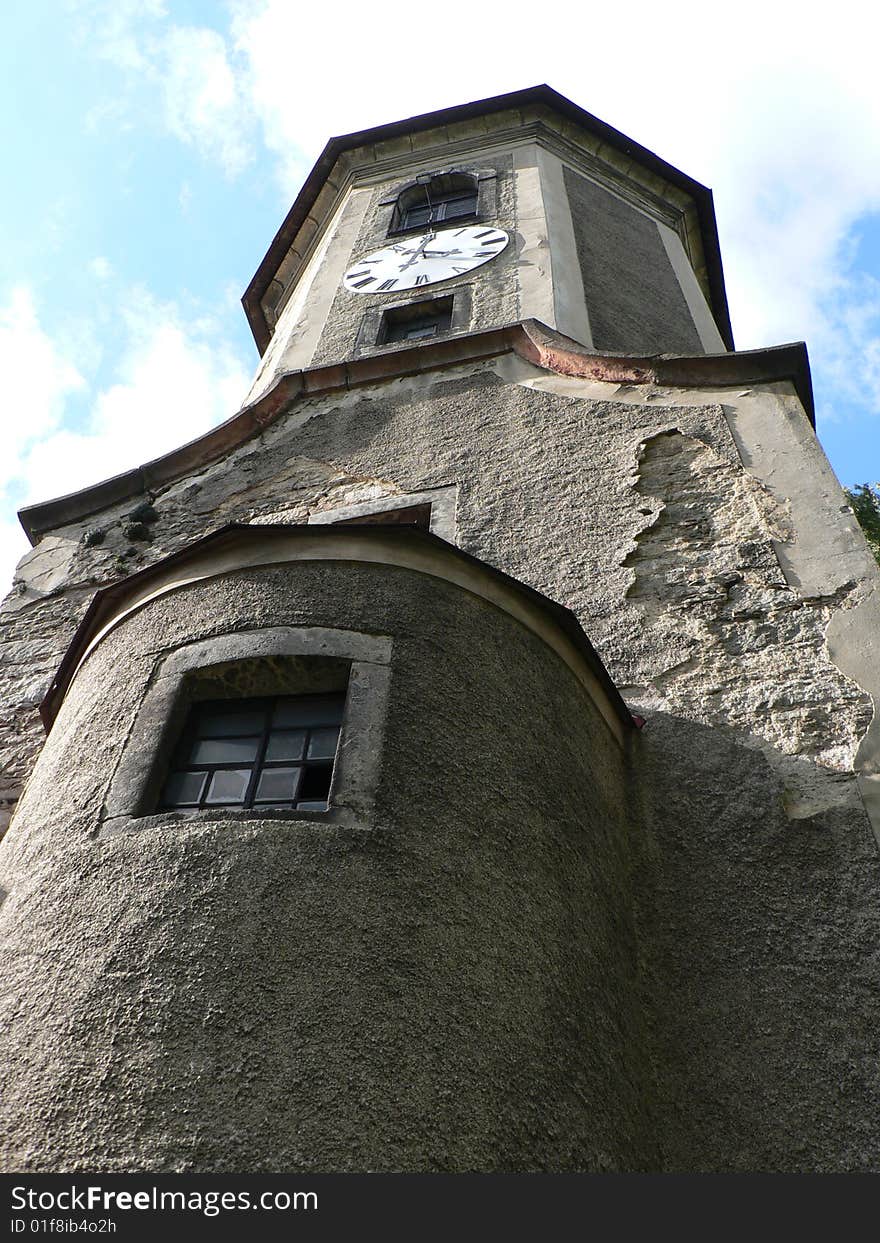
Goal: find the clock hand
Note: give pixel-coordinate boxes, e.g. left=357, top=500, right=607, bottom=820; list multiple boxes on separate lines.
left=412, top=232, right=436, bottom=254
left=397, top=233, right=438, bottom=270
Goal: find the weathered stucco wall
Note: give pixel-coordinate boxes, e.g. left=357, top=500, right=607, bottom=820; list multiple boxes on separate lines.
left=4, top=356, right=878, bottom=850
left=2, top=354, right=879, bottom=1170
left=0, top=560, right=647, bottom=1173
left=636, top=713, right=880, bottom=1172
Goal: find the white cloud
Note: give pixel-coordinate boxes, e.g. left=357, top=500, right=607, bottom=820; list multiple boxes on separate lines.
left=161, top=25, right=253, bottom=176
left=0, top=287, right=86, bottom=466
left=0, top=285, right=87, bottom=592
left=72, top=0, right=255, bottom=177
left=813, top=270, right=880, bottom=424
left=228, top=0, right=530, bottom=194
left=70, top=0, right=168, bottom=73
left=0, top=285, right=250, bottom=593
left=17, top=290, right=249, bottom=505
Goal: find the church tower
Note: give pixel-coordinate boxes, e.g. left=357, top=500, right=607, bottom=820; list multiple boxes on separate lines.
left=2, top=86, right=879, bottom=1173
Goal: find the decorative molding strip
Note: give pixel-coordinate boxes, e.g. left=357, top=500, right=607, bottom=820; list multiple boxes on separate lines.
left=18, top=321, right=813, bottom=544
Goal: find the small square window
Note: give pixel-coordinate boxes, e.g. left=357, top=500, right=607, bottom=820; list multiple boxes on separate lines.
left=160, top=694, right=344, bottom=814
left=380, top=296, right=453, bottom=345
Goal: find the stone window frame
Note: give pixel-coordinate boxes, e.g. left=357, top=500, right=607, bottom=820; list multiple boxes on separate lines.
left=353, top=285, right=473, bottom=356
left=372, top=167, right=498, bottom=244
left=307, top=484, right=457, bottom=543
left=99, top=625, right=392, bottom=837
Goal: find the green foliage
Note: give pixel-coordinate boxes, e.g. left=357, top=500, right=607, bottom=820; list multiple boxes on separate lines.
left=845, top=483, right=880, bottom=565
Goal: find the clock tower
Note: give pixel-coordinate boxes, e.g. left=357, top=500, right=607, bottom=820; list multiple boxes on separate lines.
left=2, top=87, right=880, bottom=1174
left=242, top=86, right=729, bottom=407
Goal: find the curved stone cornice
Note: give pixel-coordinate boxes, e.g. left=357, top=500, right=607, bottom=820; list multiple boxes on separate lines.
left=40, top=523, right=636, bottom=747
left=18, top=320, right=813, bottom=543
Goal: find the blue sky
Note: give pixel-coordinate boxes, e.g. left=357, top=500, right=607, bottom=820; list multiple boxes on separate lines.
left=1, top=0, right=878, bottom=591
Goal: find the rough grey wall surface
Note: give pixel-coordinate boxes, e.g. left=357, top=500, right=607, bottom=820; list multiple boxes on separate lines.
left=563, top=166, right=703, bottom=355
left=0, top=562, right=651, bottom=1173
left=2, top=362, right=879, bottom=1170
left=636, top=713, right=880, bottom=1172
left=311, top=156, right=518, bottom=365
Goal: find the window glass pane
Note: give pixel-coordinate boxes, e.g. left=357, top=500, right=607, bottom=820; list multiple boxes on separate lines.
left=265, top=730, right=307, bottom=762
left=196, top=708, right=266, bottom=737
left=163, top=770, right=207, bottom=807
left=443, top=195, right=476, bottom=218
left=204, top=769, right=251, bottom=804
left=296, top=800, right=330, bottom=812
left=308, top=727, right=340, bottom=760
left=404, top=322, right=439, bottom=340
left=192, top=737, right=261, bottom=765
left=299, top=764, right=333, bottom=801
left=255, top=767, right=301, bottom=803
left=403, top=205, right=431, bottom=227
left=273, top=697, right=343, bottom=728
left=163, top=693, right=346, bottom=815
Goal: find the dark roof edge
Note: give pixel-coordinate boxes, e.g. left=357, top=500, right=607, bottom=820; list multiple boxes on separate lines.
left=40, top=522, right=635, bottom=737
left=19, top=320, right=813, bottom=543
left=241, top=84, right=734, bottom=354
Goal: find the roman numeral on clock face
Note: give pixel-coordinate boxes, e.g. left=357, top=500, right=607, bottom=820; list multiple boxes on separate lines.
left=415, top=274, right=429, bottom=285
left=351, top=275, right=375, bottom=287
left=378, top=279, right=397, bottom=291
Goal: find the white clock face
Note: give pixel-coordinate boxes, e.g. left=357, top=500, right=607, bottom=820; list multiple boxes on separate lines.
left=343, top=225, right=509, bottom=295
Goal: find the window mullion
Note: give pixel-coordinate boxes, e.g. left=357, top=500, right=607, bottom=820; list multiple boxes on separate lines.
left=243, top=698, right=273, bottom=809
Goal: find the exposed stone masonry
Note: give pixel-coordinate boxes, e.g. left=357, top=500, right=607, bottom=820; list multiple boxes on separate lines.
left=623, top=429, right=872, bottom=812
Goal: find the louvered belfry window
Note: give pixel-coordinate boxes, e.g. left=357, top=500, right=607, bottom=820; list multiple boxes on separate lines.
left=160, top=695, right=344, bottom=813
left=400, top=186, right=477, bottom=231
left=391, top=172, right=478, bottom=234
